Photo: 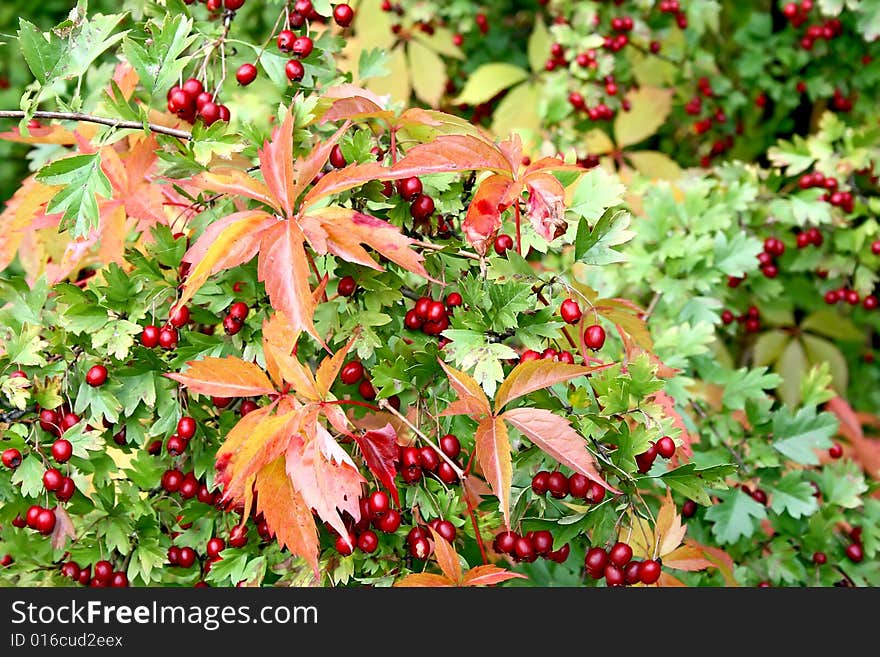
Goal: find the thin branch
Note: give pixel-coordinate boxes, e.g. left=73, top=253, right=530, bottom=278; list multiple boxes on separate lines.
left=643, top=291, right=663, bottom=321
left=0, top=110, right=192, bottom=140
left=411, top=239, right=481, bottom=261
left=377, top=399, right=465, bottom=479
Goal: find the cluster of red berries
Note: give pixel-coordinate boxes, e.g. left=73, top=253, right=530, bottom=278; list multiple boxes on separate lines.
left=757, top=236, right=785, bottom=279
left=14, top=505, right=57, bottom=535
left=635, top=435, right=676, bottom=473
left=222, top=301, right=249, bottom=335
left=183, top=0, right=246, bottom=11
left=721, top=305, right=762, bottom=333
left=161, top=415, right=198, bottom=457
left=740, top=483, right=769, bottom=506
left=160, top=468, right=218, bottom=505
left=531, top=470, right=607, bottom=504
left=830, top=87, right=855, bottom=112
left=167, top=78, right=230, bottom=126
left=520, top=347, right=576, bottom=364
left=41, top=466, right=76, bottom=503
left=396, top=177, right=436, bottom=222
left=338, top=359, right=397, bottom=407
left=404, top=292, right=461, bottom=336
left=559, top=298, right=607, bottom=351
left=798, top=171, right=855, bottom=212
left=493, top=530, right=570, bottom=563
left=141, top=304, right=191, bottom=350
left=167, top=535, right=225, bottom=573
left=584, top=542, right=662, bottom=586
left=844, top=526, right=864, bottom=563
left=824, top=284, right=876, bottom=309
left=795, top=227, right=824, bottom=249
left=781, top=1, right=842, bottom=51
left=657, top=0, right=687, bottom=28
left=59, top=558, right=128, bottom=587
left=397, top=435, right=461, bottom=485
left=37, top=405, right=81, bottom=437
left=335, top=490, right=403, bottom=555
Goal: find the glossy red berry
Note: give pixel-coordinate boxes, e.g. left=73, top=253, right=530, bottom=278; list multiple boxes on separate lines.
left=340, top=361, right=364, bottom=385
left=285, top=59, right=305, bottom=82
left=166, top=435, right=187, bottom=456
left=51, top=439, right=72, bottom=463
left=337, top=276, right=357, bottom=297
left=38, top=408, right=60, bottom=434
left=567, top=473, right=589, bottom=499
left=532, top=530, right=553, bottom=555
left=227, top=302, right=249, bottom=322
left=43, top=468, right=63, bottom=492
left=178, top=547, right=196, bottom=568
left=292, top=36, right=314, bottom=58
left=35, top=508, right=56, bottom=535
left=433, top=519, right=456, bottom=543
left=812, top=551, right=827, bottom=565
left=228, top=525, right=248, bottom=548
left=583, top=324, right=606, bottom=350
left=531, top=471, right=550, bottom=495
left=604, top=564, right=625, bottom=587
left=828, top=443, right=843, bottom=459
left=161, top=469, right=183, bottom=493
left=334, top=4, right=355, bottom=27
left=55, top=476, right=75, bottom=502
left=169, top=305, right=190, bottom=328
left=636, top=443, right=658, bottom=474
left=410, top=194, right=435, bottom=220
left=624, top=560, right=642, bottom=584
left=357, top=530, right=379, bottom=553
left=682, top=499, right=697, bottom=518
left=236, top=63, right=257, bottom=86
left=656, top=436, right=676, bottom=459
left=158, top=326, right=178, bottom=349
left=86, top=364, right=108, bottom=387
left=329, top=144, right=347, bottom=169
left=514, top=536, right=536, bottom=562
left=277, top=30, right=296, bottom=52
left=445, top=292, right=463, bottom=309
left=141, top=325, right=160, bottom=348
left=584, top=547, right=608, bottom=576
left=177, top=416, right=197, bottom=440
left=439, top=434, right=461, bottom=459
left=609, top=542, right=634, bottom=567
left=436, top=461, right=459, bottom=485
left=548, top=543, right=571, bottom=563
left=494, top=234, right=514, bottom=255
left=358, top=379, right=376, bottom=400
left=547, top=471, right=569, bottom=499
left=409, top=536, right=432, bottom=559
left=335, top=532, right=356, bottom=556
left=419, top=446, right=440, bottom=471
left=2, top=448, right=22, bottom=469
left=367, top=491, right=390, bottom=517
left=493, top=531, right=517, bottom=554
left=560, top=298, right=582, bottom=324
left=639, top=559, right=662, bottom=584
left=206, top=537, right=225, bottom=559
left=376, top=509, right=401, bottom=533
left=26, top=505, right=42, bottom=528
left=845, top=543, right=863, bottom=563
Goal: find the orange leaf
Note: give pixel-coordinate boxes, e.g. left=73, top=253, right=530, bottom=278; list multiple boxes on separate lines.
left=502, top=407, right=619, bottom=493
left=655, top=489, right=687, bottom=556
left=261, top=312, right=319, bottom=398
left=255, top=456, right=320, bottom=578
left=463, top=174, right=515, bottom=255
left=166, top=356, right=277, bottom=397
left=0, top=175, right=57, bottom=272
left=429, top=528, right=462, bottom=584
left=290, top=122, right=352, bottom=207
left=258, top=221, right=321, bottom=343
left=827, top=396, right=880, bottom=478
left=301, top=162, right=390, bottom=207
left=524, top=172, right=567, bottom=241
left=437, top=359, right=491, bottom=418
left=285, top=436, right=365, bottom=540
left=192, top=168, right=277, bottom=211
left=461, top=564, right=527, bottom=587
left=661, top=544, right=714, bottom=572
left=494, top=360, right=594, bottom=410
left=688, top=540, right=739, bottom=586
left=257, top=106, right=297, bottom=218
left=474, top=416, right=512, bottom=528
left=393, top=573, right=454, bottom=587
left=0, top=123, right=81, bottom=145
left=318, top=85, right=393, bottom=125
left=657, top=572, right=687, bottom=587
left=314, top=336, right=355, bottom=398
left=179, top=211, right=275, bottom=311
left=390, top=134, right=513, bottom=177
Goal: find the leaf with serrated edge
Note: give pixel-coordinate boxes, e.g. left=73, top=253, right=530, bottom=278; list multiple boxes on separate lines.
left=191, top=168, right=276, bottom=210
left=390, top=134, right=512, bottom=177
left=474, top=416, right=512, bottom=528
left=166, top=356, right=276, bottom=397
left=495, top=361, right=593, bottom=410
left=257, top=106, right=296, bottom=218
left=354, top=424, right=400, bottom=507
left=503, top=407, right=619, bottom=493
left=463, top=174, right=514, bottom=255
left=429, top=528, right=462, bottom=583
left=393, top=573, right=454, bottom=587
left=315, top=336, right=354, bottom=398
left=255, top=457, right=320, bottom=577
left=461, top=564, right=527, bottom=587
left=261, top=312, right=318, bottom=397
left=437, top=359, right=491, bottom=418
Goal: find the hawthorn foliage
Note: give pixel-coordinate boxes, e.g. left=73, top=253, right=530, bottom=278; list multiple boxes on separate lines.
left=0, top=1, right=876, bottom=588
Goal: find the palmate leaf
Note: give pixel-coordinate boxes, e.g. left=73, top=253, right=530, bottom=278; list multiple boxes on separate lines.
left=36, top=153, right=112, bottom=237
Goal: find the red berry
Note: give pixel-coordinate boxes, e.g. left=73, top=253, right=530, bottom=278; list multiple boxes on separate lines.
left=584, top=547, right=608, bottom=576
left=340, top=361, right=364, bottom=385
left=161, top=469, right=183, bottom=493
left=567, top=473, right=589, bottom=499
left=639, top=559, right=662, bottom=584
left=436, top=461, right=458, bottom=484
left=43, top=468, right=63, bottom=492
left=410, top=194, right=435, bottom=220
left=2, top=448, right=22, bottom=469
left=493, top=531, right=517, bottom=554
left=656, top=436, right=676, bottom=459
left=624, top=560, right=642, bottom=584
left=35, top=508, right=56, bottom=535
left=439, top=434, right=461, bottom=459
left=812, top=551, right=827, bottom=565
left=285, top=59, right=305, bottom=82
left=292, top=36, right=314, bottom=58
left=206, top=537, right=225, bottom=559
left=583, top=324, right=606, bottom=350
left=141, top=325, right=160, bottom=348
left=158, top=326, right=178, bottom=349
left=178, top=547, right=196, bottom=568
left=225, top=0, right=246, bottom=10
left=548, top=543, right=571, bottom=563
left=51, top=439, right=72, bottom=463
left=828, top=443, right=843, bottom=459
left=493, top=234, right=514, bottom=255
left=55, top=477, right=75, bottom=502
left=445, top=292, right=463, bottom=309
left=547, top=471, right=569, bottom=498
left=872, top=240, right=880, bottom=255
left=410, top=536, right=432, bottom=559
left=38, top=408, right=60, bottom=434
left=585, top=482, right=606, bottom=504
left=560, top=298, right=582, bottom=324
left=532, top=530, right=553, bottom=555
left=636, top=444, right=658, bottom=474
left=229, top=302, right=249, bottom=322
left=358, top=379, right=376, bottom=400
left=531, top=471, right=550, bottom=495
left=169, top=305, right=190, bottom=328
left=609, top=542, right=633, bottom=567
left=419, top=446, right=440, bottom=471
left=604, top=564, right=625, bottom=587
left=223, top=315, right=243, bottom=335
left=682, top=500, right=697, bottom=518
left=863, top=295, right=878, bottom=310
left=228, top=525, right=248, bottom=548
left=86, top=364, right=108, bottom=387
left=212, top=396, right=232, bottom=409
left=94, top=560, right=113, bottom=582
left=179, top=474, right=198, bottom=499
left=277, top=30, right=295, bottom=52
left=335, top=532, right=356, bottom=556
left=357, top=530, right=379, bottom=553
left=433, top=519, right=456, bottom=543
left=367, top=491, right=390, bottom=517
left=376, top=509, right=401, bottom=533
left=845, top=543, right=863, bottom=563
left=166, top=434, right=188, bottom=456
left=397, top=177, right=423, bottom=201
left=404, top=309, right=423, bottom=330
left=763, top=237, right=785, bottom=257
left=61, top=561, right=80, bottom=579
left=334, top=3, right=355, bottom=27
left=514, top=536, right=536, bottom=562
left=60, top=412, right=80, bottom=433
left=26, top=505, right=42, bottom=528
left=177, top=416, right=197, bottom=439
left=236, top=63, right=257, bottom=86
left=337, top=276, right=357, bottom=297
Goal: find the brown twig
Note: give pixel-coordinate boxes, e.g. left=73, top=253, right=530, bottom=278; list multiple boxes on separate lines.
left=0, top=110, right=192, bottom=140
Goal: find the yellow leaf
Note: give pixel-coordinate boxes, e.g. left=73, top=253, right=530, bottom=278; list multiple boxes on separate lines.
left=429, top=529, right=462, bottom=584
left=0, top=175, right=58, bottom=272
left=491, top=81, right=540, bottom=141
left=625, top=150, right=683, bottom=180
left=613, top=87, right=673, bottom=148
left=527, top=16, right=550, bottom=74
left=411, top=27, right=464, bottom=59
left=367, top=45, right=410, bottom=105
left=454, top=63, right=529, bottom=106
left=474, top=416, right=512, bottom=528
left=582, top=129, right=614, bottom=155
left=352, top=0, right=395, bottom=50
left=407, top=39, right=446, bottom=108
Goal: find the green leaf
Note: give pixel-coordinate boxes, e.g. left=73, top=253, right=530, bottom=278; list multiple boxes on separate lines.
left=190, top=120, right=245, bottom=166
left=3, top=324, right=48, bottom=367
left=710, top=366, right=780, bottom=410
left=65, top=13, right=128, bottom=80
left=36, top=154, right=112, bottom=237
left=11, top=454, right=44, bottom=498
left=358, top=48, right=389, bottom=81
left=122, top=15, right=197, bottom=99
left=801, top=335, right=847, bottom=398
left=771, top=406, right=837, bottom=465
left=527, top=16, right=550, bottom=74
left=576, top=210, right=634, bottom=265
left=660, top=463, right=736, bottom=505
left=765, top=539, right=808, bottom=584
left=18, top=19, right=64, bottom=84
left=817, top=460, right=867, bottom=509
left=801, top=310, right=864, bottom=341
left=91, top=319, right=142, bottom=361
left=705, top=489, right=766, bottom=544
left=753, top=330, right=789, bottom=367
left=775, top=338, right=808, bottom=408
left=408, top=39, right=446, bottom=107
left=441, top=330, right=518, bottom=397
left=713, top=231, right=762, bottom=276
left=768, top=473, right=820, bottom=519
left=569, top=167, right=625, bottom=222
left=453, top=63, right=529, bottom=105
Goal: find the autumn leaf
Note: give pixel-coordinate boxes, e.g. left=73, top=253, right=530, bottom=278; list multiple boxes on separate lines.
left=503, top=407, right=618, bottom=494
left=393, top=573, right=454, bottom=587
left=353, top=423, right=400, bottom=506
left=0, top=175, right=58, bottom=272
left=50, top=506, right=76, bottom=551
left=494, top=360, right=596, bottom=410
left=827, top=396, right=880, bottom=477
left=255, top=457, right=320, bottom=578
left=460, top=564, right=525, bottom=586
left=651, top=390, right=697, bottom=458
left=165, top=356, right=277, bottom=398
left=430, top=528, right=462, bottom=583
left=474, top=416, right=512, bottom=527
left=437, top=360, right=491, bottom=418
left=462, top=174, right=514, bottom=255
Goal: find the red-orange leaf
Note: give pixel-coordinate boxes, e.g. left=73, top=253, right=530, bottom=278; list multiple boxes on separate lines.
left=255, top=456, right=320, bottom=578
left=285, top=436, right=364, bottom=540
left=462, top=174, right=514, bottom=255
left=315, top=336, right=355, bottom=398
left=290, top=122, right=351, bottom=206
left=650, top=390, right=697, bottom=458
left=257, top=106, right=296, bottom=218
left=390, top=134, right=512, bottom=177
left=502, top=407, right=619, bottom=493
left=261, top=313, right=319, bottom=398
left=461, top=564, right=526, bottom=587
left=179, top=210, right=275, bottom=311
left=474, top=416, right=512, bottom=528
left=429, top=528, right=462, bottom=584
left=353, top=423, right=400, bottom=507
left=494, top=360, right=595, bottom=410
left=166, top=356, right=276, bottom=397
left=258, top=221, right=320, bottom=343
left=318, top=85, right=392, bottom=125
left=191, top=168, right=277, bottom=210
left=393, top=573, right=454, bottom=587
left=437, top=360, right=491, bottom=418
left=524, top=172, right=567, bottom=241
left=0, top=175, right=57, bottom=272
